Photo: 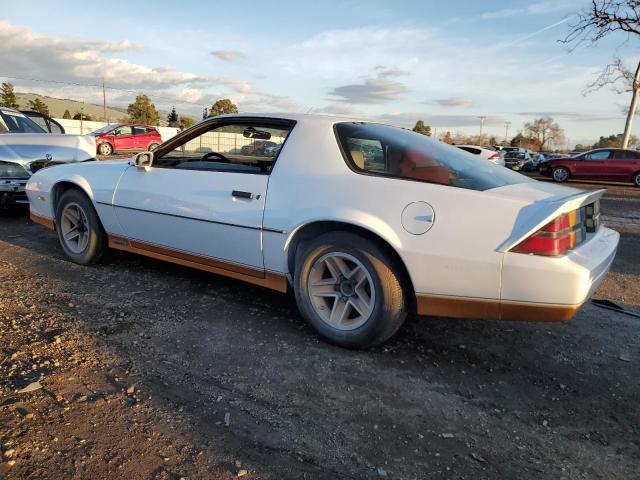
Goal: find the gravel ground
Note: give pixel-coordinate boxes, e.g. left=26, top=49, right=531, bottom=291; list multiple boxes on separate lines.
left=0, top=183, right=639, bottom=480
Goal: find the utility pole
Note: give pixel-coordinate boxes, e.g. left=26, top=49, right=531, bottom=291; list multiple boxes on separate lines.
left=102, top=77, right=107, bottom=122
left=504, top=121, right=511, bottom=145
left=80, top=102, right=84, bottom=135
left=478, top=116, right=486, bottom=146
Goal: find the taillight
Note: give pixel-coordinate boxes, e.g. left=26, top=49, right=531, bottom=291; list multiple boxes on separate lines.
left=511, top=209, right=586, bottom=256
left=489, top=152, right=500, bottom=159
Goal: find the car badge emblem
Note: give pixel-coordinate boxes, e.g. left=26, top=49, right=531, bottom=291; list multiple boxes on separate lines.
left=45, top=153, right=53, bottom=161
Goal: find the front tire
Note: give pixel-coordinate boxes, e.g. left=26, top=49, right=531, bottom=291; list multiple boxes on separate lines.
left=98, top=143, right=113, bottom=155
left=633, top=171, right=640, bottom=188
left=552, top=167, right=570, bottom=182
left=55, top=189, right=106, bottom=265
left=294, top=232, right=407, bottom=349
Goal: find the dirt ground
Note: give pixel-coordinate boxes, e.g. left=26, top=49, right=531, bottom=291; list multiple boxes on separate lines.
left=1, top=181, right=639, bottom=480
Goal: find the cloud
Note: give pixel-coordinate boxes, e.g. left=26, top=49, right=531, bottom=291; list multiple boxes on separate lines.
left=481, top=1, right=578, bottom=19
left=328, top=65, right=410, bottom=104
left=376, top=112, right=505, bottom=129
left=0, top=21, right=253, bottom=94
left=313, top=104, right=364, bottom=116
left=211, top=49, right=245, bottom=61
left=328, top=77, right=408, bottom=104
left=518, top=111, right=621, bottom=122
left=480, top=8, right=520, bottom=20
left=374, top=66, right=411, bottom=78
left=430, top=97, right=474, bottom=108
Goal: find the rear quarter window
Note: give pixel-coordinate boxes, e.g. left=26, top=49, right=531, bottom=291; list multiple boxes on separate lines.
left=335, top=122, right=531, bottom=191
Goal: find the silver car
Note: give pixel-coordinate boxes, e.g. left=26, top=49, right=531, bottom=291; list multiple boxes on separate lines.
left=0, top=107, right=95, bottom=208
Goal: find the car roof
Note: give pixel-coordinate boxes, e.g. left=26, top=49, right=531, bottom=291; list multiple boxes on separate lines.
left=209, top=112, right=373, bottom=126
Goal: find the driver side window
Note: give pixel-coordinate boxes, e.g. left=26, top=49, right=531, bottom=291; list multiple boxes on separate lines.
left=586, top=150, right=611, bottom=160
left=115, top=126, right=132, bottom=136
left=154, top=122, right=291, bottom=174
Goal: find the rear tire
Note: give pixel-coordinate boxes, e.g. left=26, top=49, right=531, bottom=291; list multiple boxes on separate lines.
left=552, top=167, right=569, bottom=182
left=294, top=232, right=407, bottom=349
left=98, top=143, right=113, bottom=156
left=633, top=171, right=640, bottom=187
left=55, top=189, right=107, bottom=265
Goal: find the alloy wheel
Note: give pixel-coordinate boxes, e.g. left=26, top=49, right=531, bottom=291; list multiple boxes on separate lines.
left=553, top=168, right=568, bottom=182
left=60, top=202, right=90, bottom=254
left=307, top=252, right=376, bottom=330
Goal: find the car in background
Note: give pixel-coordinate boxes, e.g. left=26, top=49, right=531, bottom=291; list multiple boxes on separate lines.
left=540, top=148, right=640, bottom=186
left=92, top=124, right=162, bottom=156
left=240, top=140, right=278, bottom=156
left=20, top=110, right=66, bottom=134
left=503, top=148, right=535, bottom=171
left=27, top=113, right=619, bottom=348
left=456, top=145, right=505, bottom=166
left=0, top=107, right=95, bottom=208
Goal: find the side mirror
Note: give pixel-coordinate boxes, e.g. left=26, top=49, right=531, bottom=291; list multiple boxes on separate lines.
left=131, top=151, right=154, bottom=168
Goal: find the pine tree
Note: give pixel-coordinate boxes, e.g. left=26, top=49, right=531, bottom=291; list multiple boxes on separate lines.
left=62, top=109, right=72, bottom=119
left=27, top=98, right=50, bottom=116
left=167, top=106, right=179, bottom=126
left=0, top=82, right=20, bottom=109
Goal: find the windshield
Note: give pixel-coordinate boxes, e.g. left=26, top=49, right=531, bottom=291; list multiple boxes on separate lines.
left=0, top=110, right=46, bottom=134
left=335, top=122, right=532, bottom=191
left=91, top=124, right=119, bottom=134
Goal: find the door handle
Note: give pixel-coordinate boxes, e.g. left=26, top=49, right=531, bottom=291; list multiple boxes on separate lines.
left=232, top=190, right=253, bottom=199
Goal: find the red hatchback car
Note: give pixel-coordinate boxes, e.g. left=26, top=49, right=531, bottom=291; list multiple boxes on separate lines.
left=92, top=124, right=162, bottom=156
left=540, top=148, right=640, bottom=187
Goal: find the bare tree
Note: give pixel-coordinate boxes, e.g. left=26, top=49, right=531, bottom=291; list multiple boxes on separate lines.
left=524, top=117, right=565, bottom=151
left=563, top=1, right=640, bottom=148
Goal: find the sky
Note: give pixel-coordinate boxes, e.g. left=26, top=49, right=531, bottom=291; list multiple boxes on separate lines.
left=1, top=0, right=638, bottom=146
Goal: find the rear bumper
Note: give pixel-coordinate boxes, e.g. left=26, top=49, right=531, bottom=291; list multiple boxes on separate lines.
left=417, top=226, right=619, bottom=322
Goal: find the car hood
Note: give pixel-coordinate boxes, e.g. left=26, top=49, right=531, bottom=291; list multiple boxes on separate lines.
left=0, top=134, right=96, bottom=168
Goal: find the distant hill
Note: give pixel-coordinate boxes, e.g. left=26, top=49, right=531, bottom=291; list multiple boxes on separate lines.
left=15, top=92, right=127, bottom=121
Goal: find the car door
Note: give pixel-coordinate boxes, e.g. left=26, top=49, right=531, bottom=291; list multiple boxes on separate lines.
left=130, top=126, right=146, bottom=151
left=111, top=119, right=293, bottom=271
left=576, top=150, right=612, bottom=179
left=611, top=150, right=640, bottom=180
left=113, top=125, right=134, bottom=151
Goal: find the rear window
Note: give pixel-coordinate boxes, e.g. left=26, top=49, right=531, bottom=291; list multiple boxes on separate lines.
left=458, top=146, right=481, bottom=155
left=335, top=123, right=531, bottom=191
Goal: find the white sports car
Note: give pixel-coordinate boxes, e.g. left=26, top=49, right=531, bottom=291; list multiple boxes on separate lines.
left=26, top=114, right=619, bottom=348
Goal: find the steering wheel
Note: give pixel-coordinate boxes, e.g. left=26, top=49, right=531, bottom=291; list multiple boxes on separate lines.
left=201, top=152, right=230, bottom=163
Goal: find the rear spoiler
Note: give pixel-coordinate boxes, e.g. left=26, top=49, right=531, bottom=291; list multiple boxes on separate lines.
left=496, top=189, right=605, bottom=253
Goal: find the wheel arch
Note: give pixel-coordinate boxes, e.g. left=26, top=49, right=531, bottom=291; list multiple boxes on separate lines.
left=51, top=176, right=95, bottom=212
left=285, top=220, right=416, bottom=311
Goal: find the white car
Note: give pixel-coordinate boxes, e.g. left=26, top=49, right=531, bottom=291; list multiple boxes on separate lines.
left=0, top=107, right=95, bottom=208
left=456, top=145, right=505, bottom=166
left=26, top=114, right=619, bottom=348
